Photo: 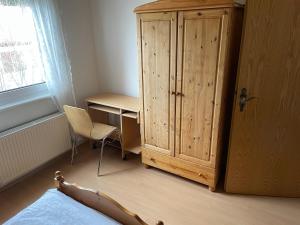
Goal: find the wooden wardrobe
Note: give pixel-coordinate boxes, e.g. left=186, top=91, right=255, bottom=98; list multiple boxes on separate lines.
left=135, top=0, right=243, bottom=191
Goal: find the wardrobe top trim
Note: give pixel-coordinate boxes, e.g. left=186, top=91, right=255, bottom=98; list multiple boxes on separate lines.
left=134, top=0, right=243, bottom=14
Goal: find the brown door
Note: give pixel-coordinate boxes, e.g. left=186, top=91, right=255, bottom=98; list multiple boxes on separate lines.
left=175, top=9, right=229, bottom=168
left=225, top=0, right=300, bottom=197
left=137, top=12, right=177, bottom=155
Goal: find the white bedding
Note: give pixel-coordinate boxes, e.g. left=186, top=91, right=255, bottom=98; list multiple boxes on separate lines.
left=3, top=189, right=121, bottom=225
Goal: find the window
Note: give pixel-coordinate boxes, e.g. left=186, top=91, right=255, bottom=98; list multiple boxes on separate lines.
left=0, top=3, right=59, bottom=133
left=0, top=4, right=45, bottom=93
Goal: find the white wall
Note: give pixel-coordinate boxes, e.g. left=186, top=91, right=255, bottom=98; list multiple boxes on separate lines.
left=59, top=0, right=246, bottom=100
left=58, top=0, right=100, bottom=107
left=91, top=0, right=151, bottom=97
left=90, top=0, right=245, bottom=97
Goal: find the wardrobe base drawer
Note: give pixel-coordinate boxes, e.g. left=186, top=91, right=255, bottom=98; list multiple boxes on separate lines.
left=142, top=148, right=217, bottom=189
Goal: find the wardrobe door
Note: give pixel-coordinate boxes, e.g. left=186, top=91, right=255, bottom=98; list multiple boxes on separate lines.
left=175, top=10, right=229, bottom=167
left=137, top=12, right=177, bottom=155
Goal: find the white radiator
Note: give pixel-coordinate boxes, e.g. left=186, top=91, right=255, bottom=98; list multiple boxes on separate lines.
left=0, top=113, right=71, bottom=188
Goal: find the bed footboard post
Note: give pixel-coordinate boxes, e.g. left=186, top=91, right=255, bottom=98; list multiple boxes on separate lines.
left=54, top=171, right=65, bottom=188
left=53, top=171, right=163, bottom=225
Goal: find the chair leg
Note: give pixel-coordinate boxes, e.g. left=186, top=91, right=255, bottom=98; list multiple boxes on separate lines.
left=97, top=137, right=106, bottom=176
left=75, top=141, right=79, bottom=155
left=71, top=135, right=77, bottom=165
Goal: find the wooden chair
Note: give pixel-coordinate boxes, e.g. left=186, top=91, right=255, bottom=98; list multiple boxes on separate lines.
left=63, top=105, right=123, bottom=176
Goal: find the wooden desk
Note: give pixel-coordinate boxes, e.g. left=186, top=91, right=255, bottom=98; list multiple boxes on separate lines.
left=86, top=93, right=141, bottom=155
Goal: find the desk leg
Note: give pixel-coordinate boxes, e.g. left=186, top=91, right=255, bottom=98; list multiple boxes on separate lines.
left=118, top=130, right=126, bottom=160
left=120, top=115, right=141, bottom=155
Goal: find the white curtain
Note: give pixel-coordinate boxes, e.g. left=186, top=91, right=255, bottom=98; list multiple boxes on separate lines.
left=30, top=0, right=76, bottom=110
left=0, top=0, right=76, bottom=111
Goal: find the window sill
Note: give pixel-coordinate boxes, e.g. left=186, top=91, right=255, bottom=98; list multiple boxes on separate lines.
left=0, top=95, right=53, bottom=113
left=0, top=96, right=59, bottom=133
left=0, top=83, right=50, bottom=111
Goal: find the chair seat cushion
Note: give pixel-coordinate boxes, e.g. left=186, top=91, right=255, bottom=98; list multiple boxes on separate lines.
left=91, top=123, right=117, bottom=140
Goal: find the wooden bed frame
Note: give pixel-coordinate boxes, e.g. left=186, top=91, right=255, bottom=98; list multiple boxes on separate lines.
left=54, top=171, right=163, bottom=225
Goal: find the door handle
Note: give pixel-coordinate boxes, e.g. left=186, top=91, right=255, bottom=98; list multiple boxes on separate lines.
left=239, top=88, right=256, bottom=112
left=171, top=91, right=184, bottom=97
left=176, top=92, right=185, bottom=97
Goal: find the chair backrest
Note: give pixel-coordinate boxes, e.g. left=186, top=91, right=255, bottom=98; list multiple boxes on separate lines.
left=63, top=105, right=93, bottom=139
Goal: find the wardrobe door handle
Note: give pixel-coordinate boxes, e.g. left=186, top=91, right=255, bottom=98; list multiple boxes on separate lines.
left=171, top=91, right=176, bottom=95
left=176, top=92, right=184, bottom=97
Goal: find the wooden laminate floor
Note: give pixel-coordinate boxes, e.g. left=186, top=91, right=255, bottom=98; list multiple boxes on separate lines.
left=1, top=143, right=300, bottom=225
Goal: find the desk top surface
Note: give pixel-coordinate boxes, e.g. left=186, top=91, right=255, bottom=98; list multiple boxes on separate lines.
left=86, top=93, right=139, bottom=112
